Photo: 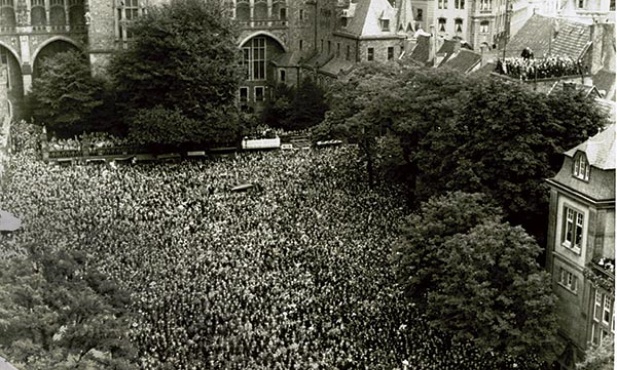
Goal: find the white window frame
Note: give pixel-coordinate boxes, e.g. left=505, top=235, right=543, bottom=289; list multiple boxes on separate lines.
left=558, top=267, right=577, bottom=293
left=438, top=18, right=446, bottom=32
left=573, top=152, right=590, bottom=181
left=239, top=86, right=249, bottom=104
left=562, top=206, right=584, bottom=254
left=480, top=21, right=489, bottom=33
left=438, top=0, right=447, bottom=9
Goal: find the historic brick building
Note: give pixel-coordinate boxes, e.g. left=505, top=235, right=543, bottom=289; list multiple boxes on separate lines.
left=0, top=0, right=86, bottom=117
left=545, top=125, right=615, bottom=369
left=0, top=0, right=543, bottom=114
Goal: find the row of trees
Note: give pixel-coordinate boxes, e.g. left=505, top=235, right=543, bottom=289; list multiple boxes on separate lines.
left=29, top=0, right=242, bottom=147
left=314, top=62, right=608, bottom=245
left=27, top=0, right=330, bottom=145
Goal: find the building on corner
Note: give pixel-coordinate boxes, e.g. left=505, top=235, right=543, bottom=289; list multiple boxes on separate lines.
left=545, top=124, right=615, bottom=369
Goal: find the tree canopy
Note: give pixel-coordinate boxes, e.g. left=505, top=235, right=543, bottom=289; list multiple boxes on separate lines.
left=28, top=50, right=111, bottom=137
left=316, top=61, right=608, bottom=243
left=394, top=192, right=559, bottom=366
left=108, top=0, right=241, bottom=147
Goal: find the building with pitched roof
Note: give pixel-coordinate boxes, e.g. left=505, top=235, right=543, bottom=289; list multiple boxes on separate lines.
left=545, top=124, right=615, bottom=369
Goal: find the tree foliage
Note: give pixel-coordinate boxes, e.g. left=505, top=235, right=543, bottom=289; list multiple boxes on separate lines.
left=108, top=0, right=241, bottom=146
left=0, top=250, right=137, bottom=370
left=577, top=337, right=614, bottom=370
left=394, top=192, right=559, bottom=366
left=28, top=50, right=112, bottom=137
left=318, top=61, right=607, bottom=242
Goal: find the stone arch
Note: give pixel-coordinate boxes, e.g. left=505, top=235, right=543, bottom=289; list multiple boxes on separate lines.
left=0, top=41, right=21, bottom=66
left=239, top=31, right=287, bottom=52
left=31, top=37, right=83, bottom=79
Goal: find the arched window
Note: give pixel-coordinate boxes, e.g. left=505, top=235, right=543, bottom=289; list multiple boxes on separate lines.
left=573, top=152, right=590, bottom=181
left=0, top=0, right=16, bottom=31
left=50, top=0, right=66, bottom=29
left=235, top=0, right=249, bottom=21
left=68, top=0, right=85, bottom=30
left=31, top=0, right=46, bottom=29
left=254, top=0, right=268, bottom=19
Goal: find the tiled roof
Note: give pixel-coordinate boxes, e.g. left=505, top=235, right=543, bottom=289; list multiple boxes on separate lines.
left=340, top=0, right=398, bottom=37
left=409, top=35, right=431, bottom=65
left=441, top=49, right=482, bottom=74
left=319, top=58, right=355, bottom=77
left=271, top=52, right=302, bottom=67
left=564, top=124, right=616, bottom=170
left=593, top=69, right=616, bottom=101
left=341, top=0, right=370, bottom=37
left=473, top=61, right=497, bottom=76
left=506, top=14, right=591, bottom=60
left=302, top=52, right=333, bottom=68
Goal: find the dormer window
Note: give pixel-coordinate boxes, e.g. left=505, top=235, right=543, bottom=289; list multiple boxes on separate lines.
left=573, top=152, right=590, bottom=181
left=381, top=19, right=389, bottom=31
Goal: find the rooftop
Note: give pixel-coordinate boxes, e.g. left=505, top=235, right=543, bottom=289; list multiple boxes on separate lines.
left=564, top=124, right=616, bottom=170
left=506, top=14, right=591, bottom=60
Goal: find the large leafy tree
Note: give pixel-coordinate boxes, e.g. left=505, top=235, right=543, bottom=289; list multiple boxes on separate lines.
left=109, top=0, right=241, bottom=147
left=394, top=192, right=558, bottom=367
left=0, top=250, right=137, bottom=370
left=313, top=62, right=403, bottom=186
left=28, top=50, right=110, bottom=137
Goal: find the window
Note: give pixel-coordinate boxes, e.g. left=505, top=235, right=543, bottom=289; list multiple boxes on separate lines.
left=438, top=18, right=446, bottom=32
left=455, top=0, right=465, bottom=9
left=603, top=296, right=612, bottom=325
left=328, top=40, right=331, bottom=54
left=480, top=0, right=491, bottom=10
left=577, top=0, right=585, bottom=8
left=415, top=9, right=422, bottom=21
left=336, top=42, right=340, bottom=57
left=562, top=206, right=584, bottom=253
left=299, top=39, right=303, bottom=50
left=573, top=153, right=590, bottom=181
left=242, top=37, right=266, bottom=81
left=387, top=46, right=394, bottom=60
left=346, top=45, right=350, bottom=60
left=341, top=17, right=347, bottom=27
left=279, top=69, right=286, bottom=82
left=558, top=268, right=577, bottom=293
left=591, top=290, right=614, bottom=346
left=321, top=39, right=324, bottom=52
left=455, top=18, right=463, bottom=32
left=480, top=20, right=489, bottom=33
left=611, top=0, right=615, bottom=11
left=594, top=291, right=603, bottom=322
left=0, top=0, right=16, bottom=30
left=239, top=87, right=249, bottom=103
left=381, top=19, right=390, bottom=31
left=254, top=86, right=264, bottom=102
left=300, top=8, right=304, bottom=20
left=117, top=0, right=140, bottom=40
left=50, top=0, right=65, bottom=28
left=280, top=7, right=287, bottom=20
left=438, top=0, right=447, bottom=9
left=367, top=47, right=374, bottom=61
left=31, top=0, right=46, bottom=29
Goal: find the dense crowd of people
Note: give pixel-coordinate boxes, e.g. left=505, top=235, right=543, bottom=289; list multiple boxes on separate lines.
left=47, top=131, right=131, bottom=152
left=497, top=56, right=582, bottom=80
left=0, top=122, right=531, bottom=369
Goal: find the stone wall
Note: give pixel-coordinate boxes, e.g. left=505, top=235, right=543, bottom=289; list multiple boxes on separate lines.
left=0, top=67, right=13, bottom=184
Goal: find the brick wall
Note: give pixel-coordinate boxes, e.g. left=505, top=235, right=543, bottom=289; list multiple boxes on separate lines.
left=358, top=38, right=405, bottom=63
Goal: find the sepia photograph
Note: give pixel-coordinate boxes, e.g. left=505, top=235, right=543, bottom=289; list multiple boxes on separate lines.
left=0, top=0, right=614, bottom=368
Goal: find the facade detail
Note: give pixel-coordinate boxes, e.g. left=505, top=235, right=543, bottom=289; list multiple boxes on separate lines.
left=546, top=125, right=615, bottom=369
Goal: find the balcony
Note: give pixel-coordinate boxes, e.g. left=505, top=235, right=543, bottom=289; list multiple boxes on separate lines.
left=584, top=258, right=615, bottom=293
left=236, top=18, right=288, bottom=29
